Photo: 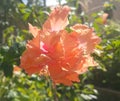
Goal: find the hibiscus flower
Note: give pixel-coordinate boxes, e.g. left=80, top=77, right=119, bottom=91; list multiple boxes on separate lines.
left=20, top=6, right=101, bottom=86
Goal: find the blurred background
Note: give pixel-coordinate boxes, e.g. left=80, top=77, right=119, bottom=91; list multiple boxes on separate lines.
left=0, top=0, right=120, bottom=101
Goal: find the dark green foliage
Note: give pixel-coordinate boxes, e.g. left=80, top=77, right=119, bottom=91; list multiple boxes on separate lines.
left=0, top=42, right=25, bottom=77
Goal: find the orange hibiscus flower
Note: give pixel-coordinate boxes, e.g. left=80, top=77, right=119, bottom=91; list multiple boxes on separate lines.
left=20, top=6, right=101, bottom=86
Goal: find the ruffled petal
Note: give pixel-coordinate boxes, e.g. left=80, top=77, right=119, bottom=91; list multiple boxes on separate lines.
left=48, top=63, right=79, bottom=86
left=43, top=6, right=70, bottom=32
left=71, top=24, right=101, bottom=53
left=20, top=48, right=50, bottom=75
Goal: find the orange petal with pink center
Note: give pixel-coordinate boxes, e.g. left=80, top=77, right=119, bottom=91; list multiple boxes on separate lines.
left=20, top=6, right=102, bottom=86
left=40, top=31, right=65, bottom=58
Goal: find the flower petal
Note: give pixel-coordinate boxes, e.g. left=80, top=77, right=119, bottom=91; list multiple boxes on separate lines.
left=43, top=6, right=70, bottom=32
left=29, top=23, right=41, bottom=37
left=20, top=48, right=50, bottom=75
left=48, top=63, right=79, bottom=86
left=71, top=24, right=101, bottom=53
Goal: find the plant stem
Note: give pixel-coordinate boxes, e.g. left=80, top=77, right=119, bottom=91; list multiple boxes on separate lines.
left=52, top=82, right=58, bottom=101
